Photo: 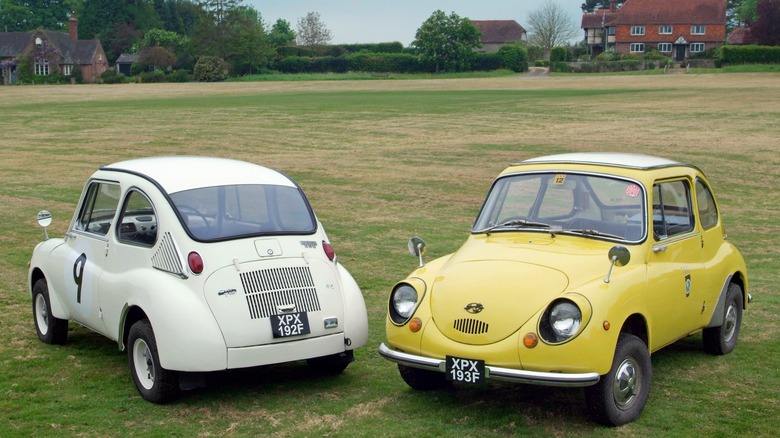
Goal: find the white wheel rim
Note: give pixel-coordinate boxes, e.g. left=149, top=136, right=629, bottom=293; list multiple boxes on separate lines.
left=132, top=338, right=155, bottom=390
left=35, top=294, right=49, bottom=335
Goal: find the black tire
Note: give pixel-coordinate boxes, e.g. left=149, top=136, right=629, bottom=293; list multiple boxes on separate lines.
left=307, top=350, right=354, bottom=375
left=32, top=279, right=68, bottom=345
left=703, top=283, right=743, bottom=355
left=398, top=364, right=450, bottom=391
left=127, top=319, right=178, bottom=403
left=585, top=333, right=652, bottom=426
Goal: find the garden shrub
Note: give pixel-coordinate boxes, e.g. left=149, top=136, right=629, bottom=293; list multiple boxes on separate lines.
left=99, top=69, right=126, bottom=84
left=497, top=44, right=529, bottom=72
left=194, top=56, right=229, bottom=81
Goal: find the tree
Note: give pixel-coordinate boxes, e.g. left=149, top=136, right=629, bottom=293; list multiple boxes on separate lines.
left=748, top=0, right=780, bottom=45
left=296, top=11, right=332, bottom=46
left=226, top=6, right=272, bottom=75
left=412, top=10, right=482, bottom=73
left=269, top=18, right=296, bottom=47
left=527, top=0, right=578, bottom=58
left=581, top=0, right=625, bottom=13
left=0, top=0, right=78, bottom=32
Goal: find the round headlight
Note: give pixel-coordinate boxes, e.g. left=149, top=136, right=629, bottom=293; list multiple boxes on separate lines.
left=550, top=301, right=582, bottom=339
left=390, top=284, right=418, bottom=324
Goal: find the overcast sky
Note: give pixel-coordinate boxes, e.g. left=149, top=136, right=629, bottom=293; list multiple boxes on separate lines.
left=245, top=0, right=585, bottom=46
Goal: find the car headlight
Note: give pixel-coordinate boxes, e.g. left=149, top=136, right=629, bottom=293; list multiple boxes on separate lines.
left=389, top=283, right=419, bottom=325
left=540, top=299, right=582, bottom=344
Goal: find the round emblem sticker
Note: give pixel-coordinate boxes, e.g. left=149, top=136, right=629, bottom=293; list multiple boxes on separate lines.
left=625, top=184, right=641, bottom=198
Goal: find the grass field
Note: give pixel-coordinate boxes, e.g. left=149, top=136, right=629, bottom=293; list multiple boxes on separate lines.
left=1, top=72, right=779, bottom=437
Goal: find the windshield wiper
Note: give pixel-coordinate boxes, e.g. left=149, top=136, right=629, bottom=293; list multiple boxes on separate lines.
left=560, top=228, right=624, bottom=240
left=484, top=219, right=551, bottom=235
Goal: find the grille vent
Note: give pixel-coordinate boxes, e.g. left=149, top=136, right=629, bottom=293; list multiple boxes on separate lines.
left=240, top=266, right=321, bottom=319
left=453, top=318, right=489, bottom=335
left=151, top=232, right=184, bottom=277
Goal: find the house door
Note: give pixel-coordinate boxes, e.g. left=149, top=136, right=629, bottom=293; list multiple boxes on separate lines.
left=675, top=45, right=687, bottom=61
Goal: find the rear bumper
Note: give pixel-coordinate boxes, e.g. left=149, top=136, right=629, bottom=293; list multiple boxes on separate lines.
left=228, top=333, right=348, bottom=369
left=378, top=343, right=600, bottom=387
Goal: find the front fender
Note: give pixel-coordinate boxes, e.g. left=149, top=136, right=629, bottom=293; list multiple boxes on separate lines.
left=28, top=239, right=70, bottom=320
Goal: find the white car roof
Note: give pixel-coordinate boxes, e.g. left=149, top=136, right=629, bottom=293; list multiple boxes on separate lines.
left=519, top=153, right=683, bottom=170
left=101, top=156, right=297, bottom=194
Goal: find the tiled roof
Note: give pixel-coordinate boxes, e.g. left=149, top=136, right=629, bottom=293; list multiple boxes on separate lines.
left=116, top=53, right=140, bottom=64
left=0, top=32, right=32, bottom=57
left=616, top=0, right=726, bottom=24
left=0, top=30, right=101, bottom=63
left=472, top=20, right=526, bottom=43
left=727, top=26, right=755, bottom=45
left=582, top=9, right=618, bottom=28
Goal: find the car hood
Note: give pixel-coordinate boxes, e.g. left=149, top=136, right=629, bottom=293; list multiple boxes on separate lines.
left=428, top=234, right=609, bottom=345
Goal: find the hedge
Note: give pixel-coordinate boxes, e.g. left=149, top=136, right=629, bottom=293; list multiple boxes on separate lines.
left=721, top=45, right=780, bottom=64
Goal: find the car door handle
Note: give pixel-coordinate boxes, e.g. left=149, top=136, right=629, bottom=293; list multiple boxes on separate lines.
left=653, top=245, right=667, bottom=253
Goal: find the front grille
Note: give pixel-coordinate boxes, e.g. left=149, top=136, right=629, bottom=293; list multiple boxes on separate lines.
left=453, top=318, right=489, bottom=335
left=240, top=266, right=321, bottom=319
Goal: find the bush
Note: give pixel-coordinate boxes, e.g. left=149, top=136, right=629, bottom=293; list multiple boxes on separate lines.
left=497, top=44, right=529, bottom=72
left=194, top=56, right=229, bottom=81
left=550, top=46, right=568, bottom=62
left=471, top=52, right=502, bottom=71
left=167, top=69, right=191, bottom=82
left=720, top=45, right=780, bottom=64
left=99, top=69, right=126, bottom=84
left=138, top=70, right=166, bottom=83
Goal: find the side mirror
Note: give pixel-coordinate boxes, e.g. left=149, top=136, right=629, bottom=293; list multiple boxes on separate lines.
left=37, top=210, right=52, bottom=240
left=407, top=236, right=426, bottom=268
left=604, top=245, right=630, bottom=283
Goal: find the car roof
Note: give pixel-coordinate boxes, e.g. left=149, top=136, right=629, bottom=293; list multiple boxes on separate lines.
left=101, top=156, right=297, bottom=194
left=516, top=152, right=689, bottom=170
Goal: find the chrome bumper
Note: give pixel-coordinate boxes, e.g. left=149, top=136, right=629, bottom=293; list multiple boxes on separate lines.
left=378, top=343, right=600, bottom=388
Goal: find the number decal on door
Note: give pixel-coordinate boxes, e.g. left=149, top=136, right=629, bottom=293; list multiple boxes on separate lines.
left=73, top=253, right=87, bottom=303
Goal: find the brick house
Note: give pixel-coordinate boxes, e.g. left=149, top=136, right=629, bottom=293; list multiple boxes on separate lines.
left=0, top=14, right=108, bottom=84
left=582, top=0, right=727, bottom=61
left=472, top=20, right=527, bottom=53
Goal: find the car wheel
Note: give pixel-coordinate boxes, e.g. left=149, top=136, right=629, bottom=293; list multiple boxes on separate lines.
left=128, top=319, right=178, bottom=403
left=703, top=283, right=743, bottom=355
left=32, top=279, right=68, bottom=345
left=307, top=350, right=354, bottom=375
left=398, top=364, right=450, bottom=391
left=585, top=333, right=652, bottom=426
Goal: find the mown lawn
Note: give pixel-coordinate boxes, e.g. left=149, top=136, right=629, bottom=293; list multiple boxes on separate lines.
left=1, top=73, right=778, bottom=437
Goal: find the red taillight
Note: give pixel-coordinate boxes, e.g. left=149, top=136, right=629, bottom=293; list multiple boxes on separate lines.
left=188, top=251, right=204, bottom=274
left=322, top=240, right=335, bottom=261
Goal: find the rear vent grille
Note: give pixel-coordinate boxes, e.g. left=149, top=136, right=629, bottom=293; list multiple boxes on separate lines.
left=453, top=318, right=489, bottom=335
left=151, top=232, right=184, bottom=277
left=240, top=266, right=321, bottom=319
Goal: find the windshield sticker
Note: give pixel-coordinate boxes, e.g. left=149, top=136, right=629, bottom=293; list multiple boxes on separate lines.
left=553, top=174, right=566, bottom=185
left=625, top=184, right=641, bottom=198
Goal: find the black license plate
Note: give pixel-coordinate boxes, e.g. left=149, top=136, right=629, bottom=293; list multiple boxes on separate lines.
left=445, top=355, right=486, bottom=384
left=271, top=312, right=311, bottom=338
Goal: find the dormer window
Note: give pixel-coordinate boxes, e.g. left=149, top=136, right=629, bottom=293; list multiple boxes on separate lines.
left=35, top=37, right=43, bottom=46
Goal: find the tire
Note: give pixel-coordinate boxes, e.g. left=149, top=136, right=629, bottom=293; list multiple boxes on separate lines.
left=703, top=283, right=743, bottom=355
left=32, top=279, right=68, bottom=345
left=307, top=350, right=354, bottom=375
left=127, top=319, right=178, bottom=403
left=585, top=333, right=652, bottom=426
left=398, top=364, right=450, bottom=391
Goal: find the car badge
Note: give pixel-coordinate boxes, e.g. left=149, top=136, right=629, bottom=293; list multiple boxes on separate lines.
left=464, top=303, right=484, bottom=314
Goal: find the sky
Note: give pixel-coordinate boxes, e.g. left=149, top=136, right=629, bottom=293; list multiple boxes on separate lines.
left=245, top=0, right=585, bottom=46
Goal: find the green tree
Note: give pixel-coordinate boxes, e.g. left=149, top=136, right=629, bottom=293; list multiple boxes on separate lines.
left=0, top=0, right=79, bottom=32
left=296, top=11, right=332, bottom=46
left=580, top=0, right=625, bottom=13
left=269, top=18, right=295, bottom=47
left=412, top=10, right=482, bottom=73
left=527, top=0, right=578, bottom=59
left=194, top=0, right=241, bottom=58
left=497, top=44, right=528, bottom=72
left=226, top=6, right=271, bottom=74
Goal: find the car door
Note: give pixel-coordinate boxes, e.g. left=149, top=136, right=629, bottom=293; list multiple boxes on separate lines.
left=646, top=179, right=706, bottom=349
left=47, top=180, right=121, bottom=334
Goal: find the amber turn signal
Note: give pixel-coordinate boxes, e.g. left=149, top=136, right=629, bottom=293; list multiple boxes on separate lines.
left=523, top=332, right=538, bottom=348
left=409, top=317, right=422, bottom=333
left=603, top=320, right=611, bottom=331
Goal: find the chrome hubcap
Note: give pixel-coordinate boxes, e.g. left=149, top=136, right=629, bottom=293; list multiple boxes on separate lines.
left=724, top=303, right=738, bottom=343
left=612, top=357, right=641, bottom=409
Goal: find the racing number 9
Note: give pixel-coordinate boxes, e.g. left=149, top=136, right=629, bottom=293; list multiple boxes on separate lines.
left=73, top=253, right=87, bottom=303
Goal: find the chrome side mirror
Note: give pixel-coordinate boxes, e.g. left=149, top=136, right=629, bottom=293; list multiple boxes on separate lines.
left=604, top=245, right=630, bottom=283
left=408, top=236, right=427, bottom=268
left=37, top=210, right=52, bottom=240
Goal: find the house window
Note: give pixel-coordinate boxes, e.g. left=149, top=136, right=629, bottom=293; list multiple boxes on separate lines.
left=630, top=26, right=645, bottom=36
left=608, top=27, right=616, bottom=35
left=658, top=43, right=672, bottom=53
left=691, top=25, right=706, bottom=35
left=691, top=43, right=705, bottom=53
left=659, top=25, right=673, bottom=34
left=630, top=43, right=645, bottom=53
left=34, top=59, right=49, bottom=76
left=63, top=64, right=73, bottom=76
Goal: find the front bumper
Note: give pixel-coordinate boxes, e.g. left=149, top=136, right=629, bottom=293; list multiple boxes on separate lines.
left=378, top=343, right=600, bottom=387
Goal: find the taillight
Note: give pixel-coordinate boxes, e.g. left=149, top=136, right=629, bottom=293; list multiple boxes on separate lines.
left=188, top=251, right=204, bottom=274
left=322, top=240, right=335, bottom=261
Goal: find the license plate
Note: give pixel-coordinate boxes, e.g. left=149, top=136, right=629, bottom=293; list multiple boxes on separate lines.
left=271, top=312, right=311, bottom=338
left=445, top=355, right=485, bottom=384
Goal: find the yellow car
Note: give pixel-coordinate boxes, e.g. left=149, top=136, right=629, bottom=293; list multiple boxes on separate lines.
left=379, top=153, right=749, bottom=426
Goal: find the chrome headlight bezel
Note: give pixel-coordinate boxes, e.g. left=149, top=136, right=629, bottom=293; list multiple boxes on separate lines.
left=539, top=299, right=583, bottom=344
left=389, top=283, right=420, bottom=325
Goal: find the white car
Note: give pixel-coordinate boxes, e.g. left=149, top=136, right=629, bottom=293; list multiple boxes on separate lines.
left=28, top=156, right=368, bottom=403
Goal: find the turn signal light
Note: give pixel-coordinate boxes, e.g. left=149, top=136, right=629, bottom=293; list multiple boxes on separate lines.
left=323, top=241, right=335, bottom=261
left=188, top=251, right=204, bottom=274
left=409, top=317, right=422, bottom=333
left=523, top=332, right=538, bottom=348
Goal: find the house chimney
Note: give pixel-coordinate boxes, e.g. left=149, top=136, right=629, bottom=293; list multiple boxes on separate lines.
left=68, top=13, right=78, bottom=41
left=610, top=0, right=618, bottom=12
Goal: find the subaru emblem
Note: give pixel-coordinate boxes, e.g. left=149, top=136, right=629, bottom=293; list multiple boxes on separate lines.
left=464, top=303, right=484, bottom=314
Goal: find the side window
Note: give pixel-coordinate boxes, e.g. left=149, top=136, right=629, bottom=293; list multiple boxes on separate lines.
left=74, top=182, right=121, bottom=236
left=117, top=190, right=158, bottom=246
left=695, top=179, right=719, bottom=229
left=652, top=180, right=694, bottom=240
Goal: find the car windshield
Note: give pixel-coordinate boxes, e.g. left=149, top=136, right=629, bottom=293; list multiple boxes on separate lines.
left=472, top=172, right=646, bottom=242
left=170, top=184, right=316, bottom=241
